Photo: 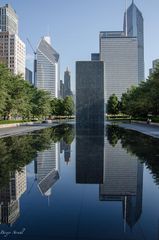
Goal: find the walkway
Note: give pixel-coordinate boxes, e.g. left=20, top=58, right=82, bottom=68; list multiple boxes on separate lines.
left=0, top=123, right=59, bottom=139
left=117, top=122, right=159, bottom=139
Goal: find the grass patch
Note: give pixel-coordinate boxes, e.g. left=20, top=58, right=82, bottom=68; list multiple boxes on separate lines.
left=0, top=120, right=29, bottom=125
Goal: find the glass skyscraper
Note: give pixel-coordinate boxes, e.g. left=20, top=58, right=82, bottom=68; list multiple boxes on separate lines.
left=123, top=0, right=144, bottom=83
left=36, top=36, right=60, bottom=98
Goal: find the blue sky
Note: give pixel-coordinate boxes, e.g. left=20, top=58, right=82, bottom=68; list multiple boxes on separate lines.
left=1, top=0, right=159, bottom=91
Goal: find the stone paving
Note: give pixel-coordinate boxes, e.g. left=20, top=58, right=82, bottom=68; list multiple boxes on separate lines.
left=0, top=123, right=58, bottom=139
left=118, top=122, right=159, bottom=139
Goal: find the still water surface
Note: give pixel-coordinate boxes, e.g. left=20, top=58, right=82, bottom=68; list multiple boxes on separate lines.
left=0, top=124, right=159, bottom=240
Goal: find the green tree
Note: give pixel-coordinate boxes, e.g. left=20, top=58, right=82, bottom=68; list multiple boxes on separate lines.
left=63, top=96, right=75, bottom=117
left=107, top=94, right=119, bottom=114
left=0, top=64, right=11, bottom=116
left=31, top=89, right=52, bottom=119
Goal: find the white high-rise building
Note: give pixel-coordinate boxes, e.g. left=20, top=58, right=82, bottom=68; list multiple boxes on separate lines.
left=100, top=31, right=138, bottom=104
left=36, top=36, right=60, bottom=98
left=0, top=32, right=25, bottom=76
left=0, top=4, right=18, bottom=34
left=0, top=4, right=25, bottom=77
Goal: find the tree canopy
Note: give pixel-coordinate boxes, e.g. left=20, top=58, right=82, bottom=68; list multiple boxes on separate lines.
left=0, top=64, right=75, bottom=120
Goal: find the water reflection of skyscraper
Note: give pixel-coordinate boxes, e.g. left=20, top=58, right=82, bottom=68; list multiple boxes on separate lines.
left=76, top=125, right=143, bottom=229
left=0, top=167, right=27, bottom=225
left=76, top=128, right=104, bottom=184
left=60, top=139, right=71, bottom=165
left=100, top=139, right=143, bottom=229
left=36, top=142, right=60, bottom=197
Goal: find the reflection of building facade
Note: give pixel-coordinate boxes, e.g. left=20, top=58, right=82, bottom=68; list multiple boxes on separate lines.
left=0, top=167, right=27, bottom=225
left=36, top=143, right=60, bottom=197
left=76, top=128, right=104, bottom=184
left=100, top=140, right=143, bottom=228
left=60, top=140, right=71, bottom=165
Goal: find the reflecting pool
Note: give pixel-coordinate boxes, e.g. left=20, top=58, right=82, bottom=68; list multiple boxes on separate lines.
left=0, top=123, right=159, bottom=240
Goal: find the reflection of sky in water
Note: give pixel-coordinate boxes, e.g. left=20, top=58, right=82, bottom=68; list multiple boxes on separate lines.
left=0, top=124, right=159, bottom=240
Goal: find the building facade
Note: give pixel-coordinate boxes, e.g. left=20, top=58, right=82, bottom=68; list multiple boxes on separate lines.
left=64, top=67, right=72, bottom=98
left=36, top=36, right=60, bottom=98
left=0, top=32, right=25, bottom=76
left=0, top=4, right=25, bottom=77
left=0, top=4, right=18, bottom=34
left=149, top=59, right=159, bottom=75
left=25, top=67, right=32, bottom=84
left=60, top=80, right=64, bottom=98
left=100, top=32, right=138, bottom=104
left=123, top=1, right=144, bottom=83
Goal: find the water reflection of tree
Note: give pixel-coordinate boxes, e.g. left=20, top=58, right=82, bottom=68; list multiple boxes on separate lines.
left=0, top=124, right=75, bottom=187
left=106, top=125, right=159, bottom=185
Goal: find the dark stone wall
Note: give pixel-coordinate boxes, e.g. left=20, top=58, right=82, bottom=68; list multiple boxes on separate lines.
left=76, top=61, right=104, bottom=129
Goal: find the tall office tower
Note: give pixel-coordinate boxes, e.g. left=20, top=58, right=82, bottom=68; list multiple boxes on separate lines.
left=149, top=59, right=159, bottom=75
left=60, top=139, right=71, bottom=164
left=36, top=36, right=60, bottom=98
left=91, top=53, right=100, bottom=61
left=36, top=143, right=60, bottom=197
left=76, top=61, right=104, bottom=128
left=60, top=80, right=64, bottom=98
left=0, top=32, right=25, bottom=76
left=0, top=4, right=26, bottom=77
left=25, top=67, right=33, bottom=84
left=100, top=137, right=143, bottom=229
left=124, top=1, right=144, bottom=83
left=64, top=67, right=72, bottom=98
left=100, top=31, right=138, bottom=104
left=0, top=4, right=18, bottom=34
left=0, top=168, right=27, bottom=225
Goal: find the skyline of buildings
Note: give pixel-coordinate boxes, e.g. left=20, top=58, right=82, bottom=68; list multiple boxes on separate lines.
left=0, top=2, right=157, bottom=97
